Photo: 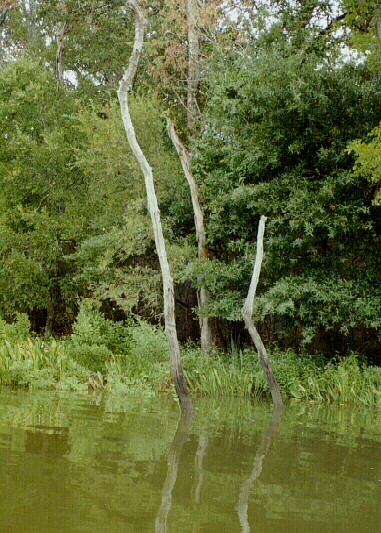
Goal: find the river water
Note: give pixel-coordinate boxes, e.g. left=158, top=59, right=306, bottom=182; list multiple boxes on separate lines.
left=0, top=389, right=380, bottom=533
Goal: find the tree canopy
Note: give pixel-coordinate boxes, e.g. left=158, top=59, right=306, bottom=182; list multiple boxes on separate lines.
left=0, top=0, right=381, bottom=361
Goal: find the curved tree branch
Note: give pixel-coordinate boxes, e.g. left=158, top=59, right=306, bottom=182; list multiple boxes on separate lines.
left=241, top=216, right=283, bottom=410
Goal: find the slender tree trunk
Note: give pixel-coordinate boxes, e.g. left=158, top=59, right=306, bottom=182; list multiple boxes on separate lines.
left=192, top=434, right=208, bottom=503
left=187, top=0, right=200, bottom=131
left=117, top=0, right=192, bottom=413
left=241, top=216, right=283, bottom=409
left=167, top=1, right=215, bottom=351
left=56, top=20, right=68, bottom=89
left=167, top=119, right=213, bottom=350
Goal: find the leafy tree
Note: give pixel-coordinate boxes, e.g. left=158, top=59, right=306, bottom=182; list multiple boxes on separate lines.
left=0, top=57, right=90, bottom=333
left=73, top=96, right=187, bottom=321
left=0, top=0, right=136, bottom=100
left=191, top=43, right=381, bottom=357
left=338, top=0, right=381, bottom=70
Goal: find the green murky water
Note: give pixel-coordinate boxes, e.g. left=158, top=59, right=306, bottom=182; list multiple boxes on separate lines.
left=1, top=390, right=381, bottom=532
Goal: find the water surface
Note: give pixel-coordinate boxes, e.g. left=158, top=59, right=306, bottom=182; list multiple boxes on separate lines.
left=1, top=389, right=381, bottom=532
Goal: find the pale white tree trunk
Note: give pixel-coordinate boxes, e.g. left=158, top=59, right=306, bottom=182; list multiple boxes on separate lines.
left=167, top=119, right=213, bottom=350
left=192, top=434, right=208, bottom=503
left=167, top=1, right=214, bottom=351
left=117, top=0, right=192, bottom=413
left=56, top=20, right=68, bottom=89
left=241, top=216, right=283, bottom=409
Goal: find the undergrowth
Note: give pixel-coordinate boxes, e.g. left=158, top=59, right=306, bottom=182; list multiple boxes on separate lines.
left=0, top=310, right=381, bottom=405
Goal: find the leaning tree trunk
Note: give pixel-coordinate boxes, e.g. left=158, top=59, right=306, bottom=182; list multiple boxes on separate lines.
left=167, top=119, right=213, bottom=350
left=117, top=0, right=192, bottom=413
left=241, top=216, right=283, bottom=409
left=236, top=408, right=282, bottom=532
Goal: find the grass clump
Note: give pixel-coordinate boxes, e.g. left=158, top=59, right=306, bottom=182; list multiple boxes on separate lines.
left=184, top=347, right=381, bottom=406
left=0, top=306, right=171, bottom=394
left=184, top=347, right=266, bottom=398
left=0, top=336, right=89, bottom=390
left=290, top=353, right=381, bottom=406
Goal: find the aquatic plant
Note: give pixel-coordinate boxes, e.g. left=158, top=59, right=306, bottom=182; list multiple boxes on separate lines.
left=1, top=316, right=381, bottom=406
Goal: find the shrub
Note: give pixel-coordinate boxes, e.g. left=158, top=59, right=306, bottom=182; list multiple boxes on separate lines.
left=0, top=313, right=31, bottom=342
left=67, top=302, right=132, bottom=371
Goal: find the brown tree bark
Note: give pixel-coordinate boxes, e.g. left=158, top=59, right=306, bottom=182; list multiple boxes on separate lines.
left=117, top=0, right=192, bottom=413
left=241, top=216, right=283, bottom=409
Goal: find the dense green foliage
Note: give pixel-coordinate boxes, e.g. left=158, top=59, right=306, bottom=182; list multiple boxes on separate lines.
left=1, top=0, right=381, bottom=398
left=0, top=58, right=88, bottom=325
left=190, top=45, right=381, bottom=357
left=349, top=125, right=381, bottom=205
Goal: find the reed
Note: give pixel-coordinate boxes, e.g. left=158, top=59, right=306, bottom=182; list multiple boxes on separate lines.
left=289, top=354, right=381, bottom=406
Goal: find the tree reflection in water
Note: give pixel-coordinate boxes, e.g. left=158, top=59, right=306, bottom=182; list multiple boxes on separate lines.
left=192, top=434, right=208, bottom=504
left=236, top=408, right=283, bottom=533
left=155, top=411, right=193, bottom=533
left=154, top=404, right=283, bottom=533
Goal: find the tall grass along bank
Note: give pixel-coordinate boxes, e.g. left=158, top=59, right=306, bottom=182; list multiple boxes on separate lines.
left=1, top=312, right=381, bottom=405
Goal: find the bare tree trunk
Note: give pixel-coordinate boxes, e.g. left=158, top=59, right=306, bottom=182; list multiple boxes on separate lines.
left=117, top=0, right=192, bottom=413
left=167, top=1, right=215, bottom=351
left=187, top=0, right=200, bottom=131
left=167, top=119, right=213, bottom=350
left=241, top=216, right=283, bottom=409
left=56, top=20, right=68, bottom=89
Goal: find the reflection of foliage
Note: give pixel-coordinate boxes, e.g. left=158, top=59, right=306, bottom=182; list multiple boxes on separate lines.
left=2, top=392, right=381, bottom=532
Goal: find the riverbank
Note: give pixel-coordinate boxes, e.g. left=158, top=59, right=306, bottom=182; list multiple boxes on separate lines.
left=1, top=320, right=381, bottom=406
